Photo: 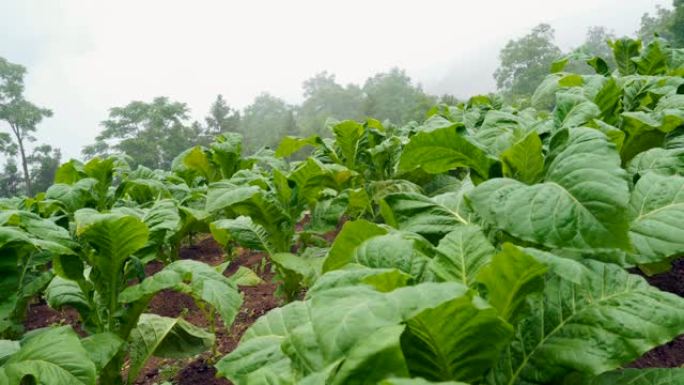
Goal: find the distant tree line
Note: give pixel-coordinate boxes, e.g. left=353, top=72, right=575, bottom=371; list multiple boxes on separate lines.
left=1, top=1, right=682, bottom=197
left=494, top=0, right=684, bottom=100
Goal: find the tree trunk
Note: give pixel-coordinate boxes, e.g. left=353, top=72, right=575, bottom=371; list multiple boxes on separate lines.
left=11, top=123, right=31, bottom=196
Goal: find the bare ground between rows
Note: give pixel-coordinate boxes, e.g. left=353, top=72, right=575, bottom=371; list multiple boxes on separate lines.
left=23, top=241, right=684, bottom=384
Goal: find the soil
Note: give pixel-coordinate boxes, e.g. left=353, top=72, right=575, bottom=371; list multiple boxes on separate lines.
left=22, top=234, right=684, bottom=384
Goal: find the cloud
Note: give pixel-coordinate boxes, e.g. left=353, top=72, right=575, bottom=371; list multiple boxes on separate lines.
left=0, top=0, right=670, bottom=159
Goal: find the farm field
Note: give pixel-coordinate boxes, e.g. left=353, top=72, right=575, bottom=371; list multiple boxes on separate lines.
left=3, top=37, right=684, bottom=385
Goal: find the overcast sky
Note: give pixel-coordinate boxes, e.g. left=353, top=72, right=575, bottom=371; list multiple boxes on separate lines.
left=0, top=0, right=669, bottom=160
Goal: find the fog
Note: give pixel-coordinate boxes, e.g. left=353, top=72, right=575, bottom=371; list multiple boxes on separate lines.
left=1, top=0, right=669, bottom=159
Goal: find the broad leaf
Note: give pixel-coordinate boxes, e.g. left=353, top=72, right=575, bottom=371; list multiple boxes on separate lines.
left=211, top=216, right=273, bottom=253
left=322, top=220, right=388, bottom=272
left=401, top=293, right=513, bottom=383
left=468, top=128, right=630, bottom=252
left=127, top=314, right=214, bottom=383
left=488, top=256, right=684, bottom=385
left=380, top=193, right=467, bottom=243
left=80, top=332, right=123, bottom=373
left=430, top=225, right=495, bottom=287
left=399, top=117, right=500, bottom=181
left=120, top=260, right=243, bottom=328
left=476, top=244, right=547, bottom=324
left=587, top=368, right=684, bottom=385
left=628, top=172, right=684, bottom=263
left=500, top=131, right=544, bottom=184
left=0, top=326, right=96, bottom=385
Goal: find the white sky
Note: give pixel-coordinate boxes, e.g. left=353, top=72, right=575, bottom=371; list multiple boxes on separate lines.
left=0, top=0, right=669, bottom=160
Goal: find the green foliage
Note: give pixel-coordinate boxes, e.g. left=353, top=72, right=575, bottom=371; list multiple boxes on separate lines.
left=297, top=72, right=366, bottom=136
left=240, top=93, right=298, bottom=153
left=205, top=94, right=241, bottom=135
left=83, top=97, right=203, bottom=170
left=0, top=326, right=96, bottom=385
left=7, top=26, right=684, bottom=385
left=363, top=68, right=434, bottom=125
left=0, top=56, right=53, bottom=196
left=494, top=24, right=562, bottom=99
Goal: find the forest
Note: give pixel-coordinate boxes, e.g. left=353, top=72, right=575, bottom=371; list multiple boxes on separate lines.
left=1, top=1, right=684, bottom=385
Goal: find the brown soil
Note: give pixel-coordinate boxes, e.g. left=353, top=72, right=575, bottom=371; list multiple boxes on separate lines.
left=24, top=302, right=82, bottom=335
left=630, top=258, right=684, bottom=369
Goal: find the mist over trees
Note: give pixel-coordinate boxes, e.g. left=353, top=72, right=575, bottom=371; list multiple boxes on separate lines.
left=0, top=58, right=57, bottom=196
left=0, top=1, right=682, bottom=197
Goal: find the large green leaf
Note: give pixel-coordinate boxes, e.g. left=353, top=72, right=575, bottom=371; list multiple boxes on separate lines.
left=586, top=368, right=684, bottom=385
left=633, top=38, right=668, bottom=75
left=322, top=220, right=388, bottom=272
left=488, top=256, right=684, bottom=385
left=380, top=193, right=467, bottom=243
left=553, top=92, right=600, bottom=129
left=330, top=325, right=409, bottom=385
left=627, top=147, right=684, bottom=178
left=0, top=210, right=73, bottom=246
left=45, top=178, right=97, bottom=213
left=45, top=276, right=89, bottom=314
left=353, top=232, right=435, bottom=280
left=217, top=282, right=470, bottom=385
left=275, top=135, right=322, bottom=158
left=398, top=117, right=500, bottom=181
left=271, top=252, right=320, bottom=300
left=593, top=78, right=622, bottom=125
left=476, top=244, right=547, bottom=324
left=211, top=132, right=244, bottom=179
left=0, top=326, right=96, bottom=385
left=500, top=131, right=544, bottom=184
left=308, top=268, right=411, bottom=295
left=628, top=172, right=684, bottom=263
left=429, top=225, right=494, bottom=287
left=332, top=120, right=365, bottom=169
left=127, top=314, right=214, bottom=383
left=621, top=109, right=684, bottom=160
left=473, top=110, right=532, bottom=156
left=80, top=332, right=124, bottom=373
left=142, top=199, right=182, bottom=249
left=288, top=158, right=348, bottom=205
left=75, top=210, right=149, bottom=329
left=401, top=292, right=512, bottom=383
left=468, top=128, right=630, bottom=252
left=609, top=38, right=641, bottom=76
left=211, top=216, right=274, bottom=253
left=205, top=182, right=291, bottom=250
left=120, top=260, right=243, bottom=328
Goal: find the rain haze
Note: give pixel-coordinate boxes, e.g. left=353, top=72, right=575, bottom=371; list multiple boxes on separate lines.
left=1, top=0, right=670, bottom=160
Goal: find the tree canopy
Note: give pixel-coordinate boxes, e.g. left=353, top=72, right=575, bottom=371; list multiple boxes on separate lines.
left=83, top=97, right=203, bottom=169
left=494, top=24, right=562, bottom=100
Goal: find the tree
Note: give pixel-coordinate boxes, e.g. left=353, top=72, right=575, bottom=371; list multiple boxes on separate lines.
left=240, top=93, right=297, bottom=152
left=363, top=68, right=434, bottom=125
left=494, top=24, right=562, bottom=99
left=0, top=159, right=20, bottom=197
left=297, top=72, right=365, bottom=136
left=0, top=57, right=53, bottom=195
left=28, top=144, right=61, bottom=194
left=637, top=5, right=674, bottom=44
left=672, top=0, right=684, bottom=47
left=84, top=97, right=202, bottom=169
left=205, top=94, right=240, bottom=135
